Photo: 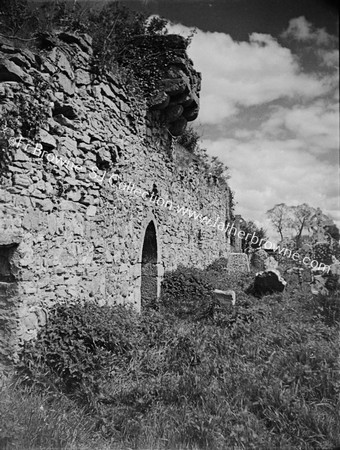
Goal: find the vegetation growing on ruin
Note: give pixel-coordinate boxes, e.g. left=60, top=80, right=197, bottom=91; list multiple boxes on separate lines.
left=239, top=219, right=268, bottom=252
left=0, top=75, right=51, bottom=141
left=0, top=1, right=231, bottom=181
left=1, top=263, right=338, bottom=450
left=0, top=1, right=182, bottom=100
left=177, top=125, right=201, bottom=154
left=176, top=126, right=230, bottom=185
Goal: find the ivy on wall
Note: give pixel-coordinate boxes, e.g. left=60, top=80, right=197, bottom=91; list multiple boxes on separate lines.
left=0, top=75, right=51, bottom=140
left=0, top=0, right=231, bottom=188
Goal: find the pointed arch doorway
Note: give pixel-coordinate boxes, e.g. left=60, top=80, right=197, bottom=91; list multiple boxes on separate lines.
left=141, top=220, right=159, bottom=308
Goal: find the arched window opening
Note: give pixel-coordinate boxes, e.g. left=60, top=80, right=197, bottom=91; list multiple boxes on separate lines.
left=141, top=221, right=158, bottom=308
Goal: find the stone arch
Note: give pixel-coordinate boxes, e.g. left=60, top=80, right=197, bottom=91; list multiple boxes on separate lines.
left=0, top=241, right=20, bottom=368
left=132, top=215, right=163, bottom=312
left=141, top=220, right=158, bottom=308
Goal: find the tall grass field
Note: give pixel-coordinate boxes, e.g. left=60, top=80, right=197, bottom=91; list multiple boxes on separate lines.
left=0, top=266, right=339, bottom=450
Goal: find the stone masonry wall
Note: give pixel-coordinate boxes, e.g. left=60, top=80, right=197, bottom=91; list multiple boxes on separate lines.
left=0, top=32, right=231, bottom=366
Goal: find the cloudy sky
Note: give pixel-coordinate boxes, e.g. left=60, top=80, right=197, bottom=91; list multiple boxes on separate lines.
left=128, top=0, right=339, bottom=235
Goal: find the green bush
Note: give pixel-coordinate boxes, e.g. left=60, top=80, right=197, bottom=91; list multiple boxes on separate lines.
left=18, top=302, right=140, bottom=405
left=206, top=257, right=229, bottom=272
left=89, top=5, right=171, bottom=93
left=160, top=266, right=214, bottom=320
left=0, top=74, right=50, bottom=139
left=0, top=0, right=36, bottom=37
left=12, top=269, right=340, bottom=449
left=0, top=1, right=172, bottom=100
left=203, top=265, right=255, bottom=294
left=304, top=292, right=340, bottom=326
left=313, top=242, right=335, bottom=266
left=177, top=126, right=201, bottom=154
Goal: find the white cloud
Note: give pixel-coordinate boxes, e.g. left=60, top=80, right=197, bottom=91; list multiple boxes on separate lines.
left=203, top=137, right=339, bottom=230
left=259, top=101, right=339, bottom=157
left=169, top=23, right=332, bottom=125
left=281, top=16, right=336, bottom=46
left=167, top=19, right=339, bottom=231
left=318, top=49, right=339, bottom=68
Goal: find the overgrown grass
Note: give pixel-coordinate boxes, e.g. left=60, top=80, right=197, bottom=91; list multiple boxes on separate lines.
left=1, top=267, right=339, bottom=450
left=0, top=380, right=110, bottom=450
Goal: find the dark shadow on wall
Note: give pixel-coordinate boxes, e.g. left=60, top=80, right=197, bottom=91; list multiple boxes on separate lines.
left=141, top=221, right=158, bottom=308
left=0, top=243, right=19, bottom=368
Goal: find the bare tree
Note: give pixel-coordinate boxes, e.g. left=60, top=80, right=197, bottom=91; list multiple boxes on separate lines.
left=267, top=203, right=336, bottom=248
left=266, top=203, right=291, bottom=241
left=290, top=204, right=317, bottom=247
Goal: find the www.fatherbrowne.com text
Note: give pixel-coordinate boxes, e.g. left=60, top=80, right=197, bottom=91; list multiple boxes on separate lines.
left=117, top=180, right=330, bottom=274
left=5, top=135, right=330, bottom=274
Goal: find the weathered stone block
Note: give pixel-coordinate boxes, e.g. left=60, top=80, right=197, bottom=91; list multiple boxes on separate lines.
left=227, top=253, right=250, bottom=273
left=0, top=59, right=33, bottom=84
left=58, top=32, right=93, bottom=54
left=213, top=289, right=236, bottom=306
left=55, top=72, right=75, bottom=95
left=38, top=130, right=57, bottom=149
left=53, top=102, right=78, bottom=119
left=48, top=48, right=74, bottom=80
left=35, top=199, right=54, bottom=212
left=86, top=205, right=97, bottom=216
left=75, top=68, right=91, bottom=85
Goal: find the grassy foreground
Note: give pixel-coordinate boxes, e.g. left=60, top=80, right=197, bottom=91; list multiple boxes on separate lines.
left=0, top=268, right=339, bottom=450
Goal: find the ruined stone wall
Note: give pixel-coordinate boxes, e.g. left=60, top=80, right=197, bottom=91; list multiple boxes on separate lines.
left=0, top=32, right=231, bottom=365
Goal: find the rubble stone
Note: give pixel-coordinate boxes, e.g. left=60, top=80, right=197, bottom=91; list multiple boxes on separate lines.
left=0, top=31, right=232, bottom=369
